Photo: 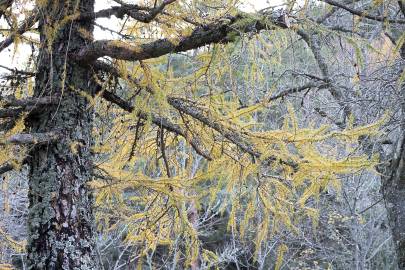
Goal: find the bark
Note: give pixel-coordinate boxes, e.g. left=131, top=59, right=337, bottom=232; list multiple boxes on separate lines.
left=382, top=134, right=405, bottom=269
left=0, top=132, right=59, bottom=145
left=26, top=0, right=97, bottom=269
left=382, top=37, right=405, bottom=269
left=75, top=12, right=290, bottom=62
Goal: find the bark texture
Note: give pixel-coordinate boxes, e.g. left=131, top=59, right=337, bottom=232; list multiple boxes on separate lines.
left=26, top=0, right=97, bottom=269
left=382, top=39, right=405, bottom=269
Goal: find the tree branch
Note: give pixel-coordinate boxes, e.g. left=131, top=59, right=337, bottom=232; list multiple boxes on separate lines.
left=0, top=132, right=60, bottom=145
left=167, top=97, right=260, bottom=158
left=0, top=0, right=13, bottom=18
left=0, top=64, right=36, bottom=77
left=320, top=0, right=405, bottom=24
left=75, top=12, right=290, bottom=62
left=0, top=96, right=58, bottom=119
left=169, top=97, right=300, bottom=168
left=101, top=90, right=212, bottom=160
left=79, top=0, right=176, bottom=23
left=0, top=10, right=38, bottom=53
left=266, top=82, right=329, bottom=102
left=94, top=62, right=298, bottom=168
left=0, top=95, right=59, bottom=108
left=296, top=29, right=352, bottom=124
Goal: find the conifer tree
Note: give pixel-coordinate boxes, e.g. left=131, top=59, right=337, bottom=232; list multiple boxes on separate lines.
left=0, top=0, right=403, bottom=269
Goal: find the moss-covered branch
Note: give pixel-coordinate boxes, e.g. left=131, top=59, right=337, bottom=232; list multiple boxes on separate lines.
left=75, top=12, right=290, bottom=62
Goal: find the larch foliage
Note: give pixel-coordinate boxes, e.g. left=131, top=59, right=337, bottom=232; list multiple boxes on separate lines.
left=87, top=7, right=385, bottom=267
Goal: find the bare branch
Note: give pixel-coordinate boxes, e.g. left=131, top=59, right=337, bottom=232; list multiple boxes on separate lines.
left=79, top=0, right=176, bottom=23
left=0, top=64, right=36, bottom=77
left=296, top=29, right=352, bottom=124
left=320, top=0, right=405, bottom=24
left=267, top=82, right=329, bottom=102
left=0, top=132, right=60, bottom=145
left=0, top=95, right=59, bottom=108
left=0, top=96, right=58, bottom=119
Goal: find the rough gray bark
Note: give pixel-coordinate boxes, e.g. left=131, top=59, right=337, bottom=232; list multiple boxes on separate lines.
left=26, top=0, right=98, bottom=269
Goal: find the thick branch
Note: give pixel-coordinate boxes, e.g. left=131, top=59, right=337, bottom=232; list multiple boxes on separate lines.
left=321, top=0, right=405, bottom=24
left=76, top=12, right=290, bottom=62
left=0, top=107, right=25, bottom=118
left=0, top=95, right=59, bottom=108
left=0, top=132, right=60, bottom=145
left=0, top=96, right=58, bottom=118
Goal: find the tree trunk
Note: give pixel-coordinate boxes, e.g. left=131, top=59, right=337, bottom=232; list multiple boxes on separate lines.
left=383, top=134, right=405, bottom=269
left=26, top=0, right=97, bottom=269
left=383, top=121, right=405, bottom=270
left=382, top=40, right=405, bottom=269
left=383, top=161, right=405, bottom=269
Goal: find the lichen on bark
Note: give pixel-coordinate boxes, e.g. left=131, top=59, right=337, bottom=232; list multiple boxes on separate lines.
left=26, top=0, right=98, bottom=269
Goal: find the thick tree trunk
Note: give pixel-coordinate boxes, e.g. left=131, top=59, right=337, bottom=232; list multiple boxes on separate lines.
left=26, top=0, right=97, bottom=269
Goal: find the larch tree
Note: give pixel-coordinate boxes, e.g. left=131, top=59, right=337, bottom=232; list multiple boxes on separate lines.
left=0, top=0, right=403, bottom=269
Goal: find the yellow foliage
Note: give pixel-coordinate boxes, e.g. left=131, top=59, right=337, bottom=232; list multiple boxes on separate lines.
left=275, top=244, right=288, bottom=270
left=0, top=227, right=26, bottom=253
left=79, top=7, right=386, bottom=268
left=91, top=93, right=382, bottom=265
left=0, top=264, right=14, bottom=270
